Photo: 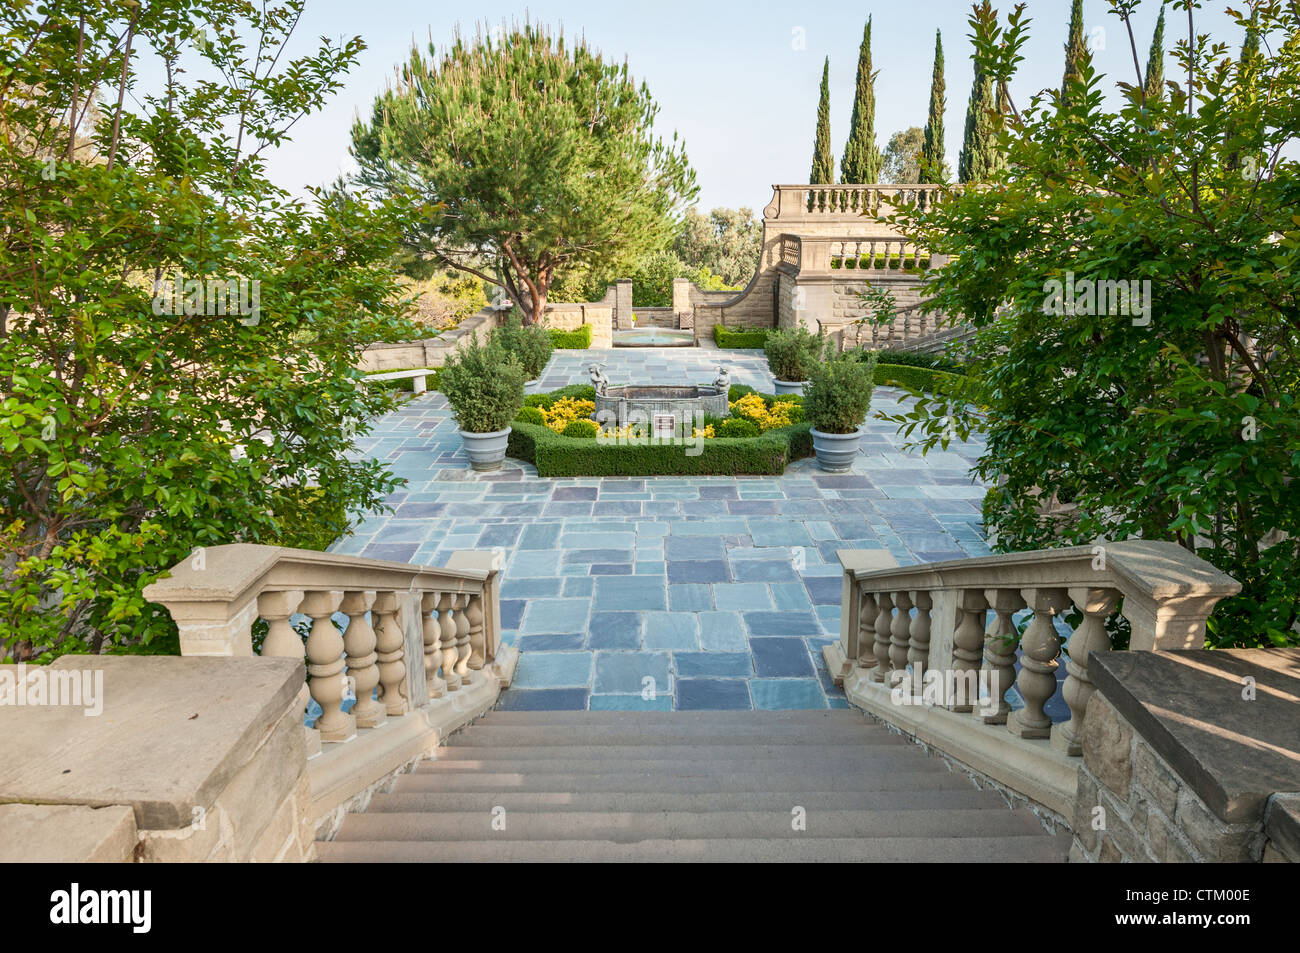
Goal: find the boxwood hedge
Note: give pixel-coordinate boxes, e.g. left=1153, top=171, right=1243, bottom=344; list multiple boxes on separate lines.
left=549, top=324, right=593, bottom=349
left=712, top=325, right=771, bottom=349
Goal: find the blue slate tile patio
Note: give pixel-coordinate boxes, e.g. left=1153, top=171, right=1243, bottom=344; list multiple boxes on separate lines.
left=335, top=345, right=998, bottom=710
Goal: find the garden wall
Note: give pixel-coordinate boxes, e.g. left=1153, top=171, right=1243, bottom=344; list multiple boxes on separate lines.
left=358, top=308, right=500, bottom=372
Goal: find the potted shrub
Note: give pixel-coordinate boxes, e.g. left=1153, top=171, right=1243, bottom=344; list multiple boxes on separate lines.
left=803, top=351, right=877, bottom=471
left=491, top=309, right=553, bottom=392
left=764, top=327, right=824, bottom=394
left=439, top=339, right=525, bottom=471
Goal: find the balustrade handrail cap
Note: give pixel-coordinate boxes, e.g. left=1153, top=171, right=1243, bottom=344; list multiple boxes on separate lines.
left=850, top=540, right=1240, bottom=602
left=143, top=543, right=490, bottom=607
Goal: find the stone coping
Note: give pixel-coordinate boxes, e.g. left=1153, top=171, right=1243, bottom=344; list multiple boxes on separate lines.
left=1265, top=793, right=1300, bottom=861
left=0, top=655, right=303, bottom=830
left=1089, top=648, right=1300, bottom=824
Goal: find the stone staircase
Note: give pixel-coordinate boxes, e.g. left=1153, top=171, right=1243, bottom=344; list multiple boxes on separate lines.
left=316, top=709, right=1071, bottom=862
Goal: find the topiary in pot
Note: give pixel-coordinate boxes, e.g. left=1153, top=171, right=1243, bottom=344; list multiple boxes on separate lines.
left=491, top=310, right=554, bottom=389
left=764, top=327, right=825, bottom=394
left=440, top=339, right=525, bottom=470
left=803, top=351, right=876, bottom=471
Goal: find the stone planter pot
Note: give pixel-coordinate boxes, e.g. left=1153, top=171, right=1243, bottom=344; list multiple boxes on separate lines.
left=459, top=427, right=512, bottom=471
left=524, top=378, right=542, bottom=395
left=772, top=379, right=808, bottom=396
left=809, top=426, right=864, bottom=472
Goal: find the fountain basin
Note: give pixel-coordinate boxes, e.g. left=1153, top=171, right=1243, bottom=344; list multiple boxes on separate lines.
left=593, top=384, right=729, bottom=432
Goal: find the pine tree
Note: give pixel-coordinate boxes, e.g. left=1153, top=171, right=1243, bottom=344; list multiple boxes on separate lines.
left=921, top=29, right=947, bottom=183
left=840, top=17, right=883, bottom=183
left=1228, top=8, right=1263, bottom=172
left=810, top=56, right=835, bottom=184
left=1142, top=6, right=1166, bottom=102
left=1061, top=0, right=1088, bottom=106
left=958, top=65, right=1003, bottom=183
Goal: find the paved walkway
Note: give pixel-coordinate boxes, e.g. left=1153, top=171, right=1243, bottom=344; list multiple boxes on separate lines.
left=335, top=347, right=993, bottom=711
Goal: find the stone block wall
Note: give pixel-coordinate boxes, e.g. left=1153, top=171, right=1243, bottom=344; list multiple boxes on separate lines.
left=1072, top=693, right=1265, bottom=862
left=542, top=301, right=613, bottom=348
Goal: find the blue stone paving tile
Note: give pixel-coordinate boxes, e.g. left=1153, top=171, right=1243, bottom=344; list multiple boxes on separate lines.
left=751, top=678, right=828, bottom=710
left=712, top=582, right=773, bottom=611
left=510, top=550, right=565, bottom=576
left=503, top=577, right=564, bottom=598
left=731, top=559, right=799, bottom=583
left=496, top=688, right=590, bottom=711
left=727, top=500, right=779, bottom=515
left=594, top=651, right=671, bottom=694
left=590, top=563, right=634, bottom=575
left=520, top=598, right=590, bottom=634
left=674, top=652, right=753, bottom=678
left=562, top=576, right=595, bottom=597
left=676, top=678, right=752, bottom=710
left=516, top=633, right=587, bottom=651
left=744, top=611, right=822, bottom=637
left=361, top=542, right=418, bottom=562
left=643, top=612, right=700, bottom=650
left=590, top=693, right=674, bottom=711
left=587, top=611, right=643, bottom=650
left=477, top=524, right=522, bottom=547
left=553, top=486, right=598, bottom=500
left=750, top=637, right=816, bottom=677
left=746, top=520, right=815, bottom=547
left=672, top=518, right=748, bottom=535
left=698, top=486, right=738, bottom=500
left=666, top=559, right=731, bottom=584
left=770, top=581, right=813, bottom=611
left=664, top=536, right=726, bottom=560
left=802, top=575, right=844, bottom=605
left=697, top=611, right=750, bottom=652
left=518, top=523, right=562, bottom=550
left=512, top=651, right=594, bottom=689
left=563, top=548, right=633, bottom=564
left=669, top=584, right=713, bottom=612
left=593, top=576, right=666, bottom=610
left=499, top=600, right=526, bottom=629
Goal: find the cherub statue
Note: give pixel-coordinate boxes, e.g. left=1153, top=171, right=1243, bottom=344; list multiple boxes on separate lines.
left=713, top=365, right=731, bottom=392
left=588, top=363, right=609, bottom=396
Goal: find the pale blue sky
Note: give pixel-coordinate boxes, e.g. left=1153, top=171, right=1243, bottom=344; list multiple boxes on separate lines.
left=259, top=0, right=1250, bottom=211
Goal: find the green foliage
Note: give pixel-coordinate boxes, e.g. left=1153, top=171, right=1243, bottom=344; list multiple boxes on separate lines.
left=352, top=22, right=698, bottom=324
left=713, top=325, right=771, bottom=349
left=872, top=363, right=968, bottom=395
left=1061, top=0, right=1089, bottom=106
left=523, top=385, right=597, bottom=408
left=921, top=30, right=948, bottom=183
left=1142, top=7, right=1166, bottom=103
left=882, top=127, right=925, bottom=185
left=888, top=0, right=1300, bottom=647
left=765, top=327, right=826, bottom=382
left=491, top=312, right=554, bottom=379
left=872, top=350, right=967, bottom=374
left=804, top=354, right=877, bottom=434
left=439, top=341, right=525, bottom=433
left=673, top=208, right=762, bottom=287
left=516, top=406, right=546, bottom=426
left=548, top=325, right=593, bottom=349
left=728, top=384, right=757, bottom=402
left=811, top=57, right=835, bottom=184
left=561, top=419, right=600, bottom=439
left=0, top=0, right=412, bottom=661
left=841, top=17, right=884, bottom=184
left=716, top=417, right=760, bottom=438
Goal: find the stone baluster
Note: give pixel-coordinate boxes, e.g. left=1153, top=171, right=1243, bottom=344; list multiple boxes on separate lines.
left=453, top=591, right=473, bottom=685
left=438, top=591, right=461, bottom=692
left=979, top=589, right=1026, bottom=724
left=1053, top=587, right=1122, bottom=756
left=951, top=590, right=989, bottom=711
left=871, top=591, right=893, bottom=683
left=465, top=591, right=487, bottom=674
left=258, top=589, right=308, bottom=722
left=1007, top=587, right=1070, bottom=739
left=907, top=590, right=932, bottom=679
left=889, top=590, right=913, bottom=685
left=858, top=589, right=879, bottom=669
left=372, top=591, right=408, bottom=716
left=422, top=590, right=445, bottom=699
left=301, top=590, right=355, bottom=743
left=340, top=590, right=385, bottom=728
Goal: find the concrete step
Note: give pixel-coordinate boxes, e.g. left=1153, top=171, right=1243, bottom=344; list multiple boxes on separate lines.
left=317, top=834, right=1071, bottom=863
left=429, top=743, right=907, bottom=763
left=446, top=726, right=893, bottom=746
left=390, top=770, right=971, bottom=794
left=417, top=754, right=943, bottom=775
left=332, top=808, right=1048, bottom=842
left=475, top=710, right=870, bottom=726
left=366, top=788, right=1009, bottom=814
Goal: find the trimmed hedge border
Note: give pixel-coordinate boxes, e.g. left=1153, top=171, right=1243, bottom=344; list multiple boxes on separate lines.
left=713, top=324, right=772, bottom=349
left=549, top=324, right=593, bottom=349
left=872, top=363, right=967, bottom=393
left=508, top=384, right=813, bottom=476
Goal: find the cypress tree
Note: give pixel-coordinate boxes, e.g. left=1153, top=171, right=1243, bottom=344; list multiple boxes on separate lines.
left=840, top=17, right=883, bottom=183
left=958, top=65, right=1002, bottom=183
left=810, top=56, right=835, bottom=184
left=921, top=29, right=946, bottom=183
left=1061, top=0, right=1088, bottom=106
left=1142, top=6, right=1166, bottom=102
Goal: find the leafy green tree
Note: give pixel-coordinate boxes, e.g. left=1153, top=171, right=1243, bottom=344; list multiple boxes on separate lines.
left=841, top=18, right=884, bottom=183
left=673, top=208, right=762, bottom=286
left=1143, top=6, right=1166, bottom=102
left=882, top=127, right=926, bottom=184
left=811, top=56, right=835, bottom=184
left=1061, top=0, right=1089, bottom=106
left=1, top=0, right=416, bottom=661
left=352, top=23, right=697, bottom=324
left=888, top=0, right=1300, bottom=648
left=921, top=30, right=949, bottom=183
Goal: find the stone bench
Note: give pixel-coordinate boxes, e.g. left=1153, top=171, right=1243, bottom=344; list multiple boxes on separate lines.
left=361, top=368, right=432, bottom=394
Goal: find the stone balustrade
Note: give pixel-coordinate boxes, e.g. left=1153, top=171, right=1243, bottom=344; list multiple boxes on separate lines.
left=144, top=544, right=517, bottom=833
left=765, top=183, right=947, bottom=223
left=827, top=541, right=1240, bottom=818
